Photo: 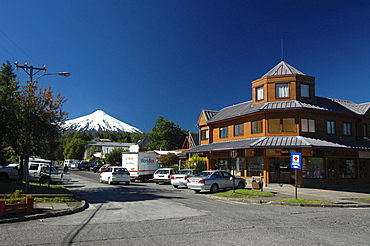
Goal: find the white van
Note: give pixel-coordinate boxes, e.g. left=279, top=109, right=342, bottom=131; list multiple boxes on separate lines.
left=63, top=159, right=79, bottom=169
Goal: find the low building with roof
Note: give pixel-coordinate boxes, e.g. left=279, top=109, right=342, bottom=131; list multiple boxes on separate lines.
left=188, top=60, right=370, bottom=188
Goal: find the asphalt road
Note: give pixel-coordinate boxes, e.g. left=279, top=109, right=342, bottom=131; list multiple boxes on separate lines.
left=1, top=170, right=370, bottom=246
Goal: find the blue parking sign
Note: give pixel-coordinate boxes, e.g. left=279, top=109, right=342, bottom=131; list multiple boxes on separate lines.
left=290, top=152, right=302, bottom=169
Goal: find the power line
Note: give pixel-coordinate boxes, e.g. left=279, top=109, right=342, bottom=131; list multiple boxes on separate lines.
left=0, top=28, right=40, bottom=66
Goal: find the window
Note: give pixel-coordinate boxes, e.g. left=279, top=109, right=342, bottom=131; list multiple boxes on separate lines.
left=339, top=159, right=356, bottom=178
left=302, top=157, right=325, bottom=179
left=268, top=119, right=280, bottom=133
left=300, top=84, right=310, bottom=98
left=252, top=120, right=263, bottom=134
left=220, top=126, right=228, bottom=138
left=327, top=120, right=335, bottom=134
left=301, top=119, right=315, bottom=133
left=343, top=122, right=351, bottom=136
left=234, top=124, right=244, bottom=136
left=283, top=118, right=295, bottom=132
left=201, top=129, right=209, bottom=140
left=256, top=86, right=264, bottom=101
left=275, top=83, right=289, bottom=98
left=364, top=124, right=370, bottom=137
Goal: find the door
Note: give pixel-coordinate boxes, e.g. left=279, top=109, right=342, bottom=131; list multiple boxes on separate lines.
left=359, top=159, right=370, bottom=184
left=326, top=158, right=339, bottom=184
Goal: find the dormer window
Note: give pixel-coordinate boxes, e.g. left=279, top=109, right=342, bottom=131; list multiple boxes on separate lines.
left=275, top=83, right=289, bottom=98
left=301, top=84, right=310, bottom=98
left=256, top=86, right=264, bottom=101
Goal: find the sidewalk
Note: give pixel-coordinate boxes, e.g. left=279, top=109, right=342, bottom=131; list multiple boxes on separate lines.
left=217, top=183, right=370, bottom=207
left=0, top=199, right=88, bottom=224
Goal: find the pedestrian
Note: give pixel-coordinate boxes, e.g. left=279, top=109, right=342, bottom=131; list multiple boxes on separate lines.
left=63, top=164, right=69, bottom=173
left=275, top=163, right=280, bottom=182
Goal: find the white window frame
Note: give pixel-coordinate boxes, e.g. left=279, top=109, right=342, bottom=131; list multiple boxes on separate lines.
left=276, top=83, right=289, bottom=98
left=256, top=86, right=264, bottom=101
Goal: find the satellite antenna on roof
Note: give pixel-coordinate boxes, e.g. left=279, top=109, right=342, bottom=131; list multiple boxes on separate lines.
left=281, top=39, right=284, bottom=61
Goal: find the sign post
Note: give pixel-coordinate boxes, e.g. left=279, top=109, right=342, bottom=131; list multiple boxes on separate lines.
left=290, top=152, right=302, bottom=199
left=230, top=150, right=238, bottom=192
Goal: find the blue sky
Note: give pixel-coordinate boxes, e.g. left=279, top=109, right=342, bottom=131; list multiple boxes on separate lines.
left=1, top=1, right=370, bottom=133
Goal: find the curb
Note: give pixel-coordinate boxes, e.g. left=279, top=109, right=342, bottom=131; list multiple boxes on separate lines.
left=0, top=200, right=89, bottom=224
left=206, top=195, right=370, bottom=208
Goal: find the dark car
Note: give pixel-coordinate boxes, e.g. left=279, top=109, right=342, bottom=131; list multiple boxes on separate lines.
left=78, top=161, right=93, bottom=171
left=91, top=164, right=103, bottom=173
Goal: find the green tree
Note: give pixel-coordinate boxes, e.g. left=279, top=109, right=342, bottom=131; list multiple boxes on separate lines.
left=185, top=153, right=206, bottom=170
left=63, top=138, right=86, bottom=160
left=105, top=147, right=126, bottom=164
left=146, top=116, right=187, bottom=150
left=0, top=61, right=68, bottom=182
left=158, top=153, right=178, bottom=167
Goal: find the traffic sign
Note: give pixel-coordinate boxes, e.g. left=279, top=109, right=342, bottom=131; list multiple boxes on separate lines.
left=230, top=150, right=238, bottom=159
left=290, top=152, right=302, bottom=169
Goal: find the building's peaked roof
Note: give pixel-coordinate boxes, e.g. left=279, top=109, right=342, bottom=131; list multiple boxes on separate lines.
left=202, top=110, right=219, bottom=120
left=262, top=60, right=305, bottom=78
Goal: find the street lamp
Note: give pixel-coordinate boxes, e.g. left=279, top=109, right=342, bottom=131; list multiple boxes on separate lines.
left=34, top=72, right=71, bottom=85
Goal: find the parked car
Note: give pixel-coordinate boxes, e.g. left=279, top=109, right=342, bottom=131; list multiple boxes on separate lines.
left=0, top=164, right=19, bottom=181
left=170, top=169, right=200, bottom=188
left=153, top=168, right=177, bottom=184
left=91, top=164, right=103, bottom=173
left=99, top=166, right=130, bottom=185
left=99, top=164, right=110, bottom=173
left=186, top=170, right=245, bottom=193
left=78, top=161, right=94, bottom=171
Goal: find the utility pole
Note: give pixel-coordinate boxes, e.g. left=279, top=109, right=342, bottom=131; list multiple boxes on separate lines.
left=15, top=62, right=47, bottom=85
left=14, top=62, right=47, bottom=192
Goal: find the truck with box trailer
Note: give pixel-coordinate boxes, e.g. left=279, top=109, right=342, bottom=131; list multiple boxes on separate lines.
left=121, top=152, right=158, bottom=182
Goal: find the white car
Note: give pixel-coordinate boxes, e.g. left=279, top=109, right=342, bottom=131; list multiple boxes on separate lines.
left=153, top=168, right=177, bottom=184
left=187, top=170, right=245, bottom=193
left=100, top=167, right=130, bottom=185
left=170, top=169, right=200, bottom=188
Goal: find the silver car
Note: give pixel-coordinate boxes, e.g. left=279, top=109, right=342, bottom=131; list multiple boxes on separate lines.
left=187, top=170, right=245, bottom=193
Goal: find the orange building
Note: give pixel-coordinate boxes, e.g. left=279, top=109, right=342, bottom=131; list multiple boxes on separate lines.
left=188, top=60, right=370, bottom=188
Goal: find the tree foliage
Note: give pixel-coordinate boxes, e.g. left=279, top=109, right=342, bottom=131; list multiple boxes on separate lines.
left=63, top=138, right=87, bottom=160
left=0, top=61, right=68, bottom=181
left=158, top=153, right=178, bottom=167
left=185, top=153, right=206, bottom=170
left=146, top=116, right=188, bottom=150
left=105, top=147, right=126, bottom=164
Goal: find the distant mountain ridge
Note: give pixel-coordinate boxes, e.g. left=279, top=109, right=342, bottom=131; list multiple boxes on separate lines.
left=63, top=110, right=142, bottom=133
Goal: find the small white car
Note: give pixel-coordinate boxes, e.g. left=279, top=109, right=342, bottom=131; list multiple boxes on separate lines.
left=153, top=168, right=177, bottom=184
left=170, top=169, right=200, bottom=188
left=100, top=167, right=130, bottom=185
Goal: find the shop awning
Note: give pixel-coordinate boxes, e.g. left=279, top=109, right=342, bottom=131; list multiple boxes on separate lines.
left=186, top=136, right=370, bottom=153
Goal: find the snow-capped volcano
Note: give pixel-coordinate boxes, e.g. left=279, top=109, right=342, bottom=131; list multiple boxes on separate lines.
left=63, top=110, right=142, bottom=133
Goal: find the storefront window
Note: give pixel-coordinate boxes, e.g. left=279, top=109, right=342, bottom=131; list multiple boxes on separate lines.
left=246, top=157, right=264, bottom=176
left=302, top=157, right=325, bottom=179
left=269, top=157, right=293, bottom=183
left=339, top=159, right=356, bottom=178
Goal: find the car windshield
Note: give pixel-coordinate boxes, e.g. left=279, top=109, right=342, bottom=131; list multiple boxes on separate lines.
left=178, top=170, right=192, bottom=175
left=113, top=168, right=128, bottom=172
left=195, top=171, right=213, bottom=178
left=155, top=170, right=171, bottom=174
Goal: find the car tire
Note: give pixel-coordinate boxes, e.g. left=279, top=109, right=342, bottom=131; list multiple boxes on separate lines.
left=155, top=182, right=159, bottom=184
left=194, top=190, right=201, bottom=193
left=237, top=181, right=245, bottom=189
left=173, top=185, right=178, bottom=188
left=210, top=184, right=218, bottom=193
left=125, top=181, right=130, bottom=185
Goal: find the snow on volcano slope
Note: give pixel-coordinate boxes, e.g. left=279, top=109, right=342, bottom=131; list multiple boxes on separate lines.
left=63, top=110, right=142, bottom=133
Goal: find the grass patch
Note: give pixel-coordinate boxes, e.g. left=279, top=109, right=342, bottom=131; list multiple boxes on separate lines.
left=0, top=181, right=71, bottom=195
left=273, top=198, right=332, bottom=205
left=212, top=189, right=275, bottom=198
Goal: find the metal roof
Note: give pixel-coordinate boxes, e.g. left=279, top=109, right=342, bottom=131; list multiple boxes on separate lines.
left=186, top=136, right=370, bottom=153
left=205, top=96, right=366, bottom=123
left=262, top=60, right=305, bottom=77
